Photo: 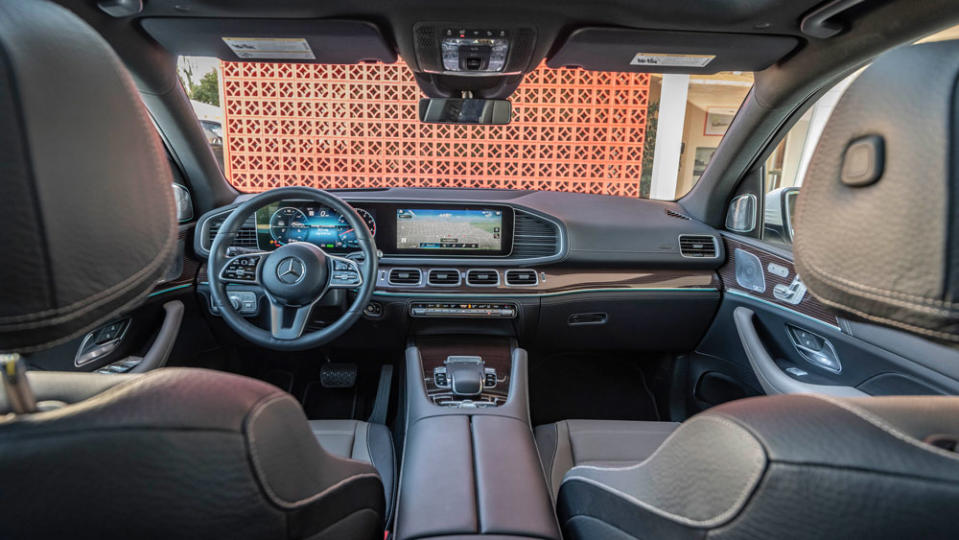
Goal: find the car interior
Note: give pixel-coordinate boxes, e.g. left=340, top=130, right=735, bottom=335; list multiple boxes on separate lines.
left=3, top=0, right=959, bottom=538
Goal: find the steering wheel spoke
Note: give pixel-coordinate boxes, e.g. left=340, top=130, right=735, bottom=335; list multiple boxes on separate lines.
left=218, top=252, right=267, bottom=285
left=267, top=298, right=316, bottom=340
left=327, top=254, right=364, bottom=289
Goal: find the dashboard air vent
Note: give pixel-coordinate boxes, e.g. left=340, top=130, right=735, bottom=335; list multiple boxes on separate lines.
left=427, top=269, right=461, bottom=286
left=679, top=235, right=718, bottom=258
left=512, top=210, right=560, bottom=258
left=665, top=209, right=691, bottom=220
left=466, top=269, right=500, bottom=286
left=388, top=268, right=422, bottom=286
left=505, top=269, right=538, bottom=286
left=208, top=214, right=257, bottom=249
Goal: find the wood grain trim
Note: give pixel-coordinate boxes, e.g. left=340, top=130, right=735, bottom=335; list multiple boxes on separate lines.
left=378, top=266, right=719, bottom=296
left=719, top=237, right=839, bottom=327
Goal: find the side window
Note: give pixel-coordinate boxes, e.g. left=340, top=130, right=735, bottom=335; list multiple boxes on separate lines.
left=759, top=73, right=857, bottom=248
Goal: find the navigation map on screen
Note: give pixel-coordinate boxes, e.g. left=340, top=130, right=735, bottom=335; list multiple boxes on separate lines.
left=396, top=208, right=503, bottom=251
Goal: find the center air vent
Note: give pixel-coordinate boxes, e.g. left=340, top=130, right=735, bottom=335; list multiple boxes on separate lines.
left=389, top=268, right=422, bottom=285
left=679, top=235, right=718, bottom=258
left=505, top=269, right=538, bottom=286
left=427, top=269, right=461, bottom=286
left=466, top=269, right=500, bottom=286
left=207, top=213, right=257, bottom=249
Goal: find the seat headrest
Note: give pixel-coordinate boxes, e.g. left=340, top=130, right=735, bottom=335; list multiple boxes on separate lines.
left=0, top=0, right=177, bottom=353
left=794, top=39, right=959, bottom=343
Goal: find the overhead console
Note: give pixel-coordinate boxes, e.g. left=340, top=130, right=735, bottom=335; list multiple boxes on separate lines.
left=412, top=23, right=537, bottom=75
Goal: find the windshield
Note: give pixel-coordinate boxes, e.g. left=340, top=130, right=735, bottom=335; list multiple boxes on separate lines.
left=178, top=57, right=752, bottom=200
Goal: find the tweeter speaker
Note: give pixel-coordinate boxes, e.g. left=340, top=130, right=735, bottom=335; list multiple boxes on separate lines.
left=734, top=248, right=766, bottom=293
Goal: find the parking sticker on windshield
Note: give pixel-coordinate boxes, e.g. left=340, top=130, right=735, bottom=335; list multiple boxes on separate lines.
left=221, top=37, right=316, bottom=60
left=629, top=52, right=715, bottom=68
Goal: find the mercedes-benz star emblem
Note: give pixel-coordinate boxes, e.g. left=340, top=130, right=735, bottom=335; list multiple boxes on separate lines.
left=276, top=257, right=306, bottom=284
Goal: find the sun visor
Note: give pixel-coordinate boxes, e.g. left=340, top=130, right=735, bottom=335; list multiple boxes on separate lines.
left=140, top=18, right=396, bottom=64
left=548, top=28, right=798, bottom=74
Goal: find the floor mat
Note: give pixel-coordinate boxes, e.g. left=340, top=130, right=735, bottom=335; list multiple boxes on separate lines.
left=302, top=380, right=359, bottom=419
left=528, top=351, right=662, bottom=426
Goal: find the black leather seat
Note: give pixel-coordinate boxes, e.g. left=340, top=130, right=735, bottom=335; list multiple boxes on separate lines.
left=0, top=1, right=389, bottom=538
left=534, top=420, right=678, bottom=500
left=310, top=419, right=397, bottom=524
left=542, top=39, right=959, bottom=539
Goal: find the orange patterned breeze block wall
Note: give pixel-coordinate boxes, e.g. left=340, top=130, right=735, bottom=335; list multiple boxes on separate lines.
left=221, top=60, right=650, bottom=197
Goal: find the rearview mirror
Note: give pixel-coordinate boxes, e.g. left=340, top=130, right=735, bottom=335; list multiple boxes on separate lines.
left=418, top=98, right=512, bottom=125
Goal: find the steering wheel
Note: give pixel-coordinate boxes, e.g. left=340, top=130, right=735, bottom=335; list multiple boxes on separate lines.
left=209, top=187, right=378, bottom=351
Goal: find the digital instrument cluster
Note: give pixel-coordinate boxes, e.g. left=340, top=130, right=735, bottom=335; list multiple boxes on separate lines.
left=255, top=202, right=376, bottom=252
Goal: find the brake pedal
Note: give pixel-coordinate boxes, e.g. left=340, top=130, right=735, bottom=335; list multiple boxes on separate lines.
left=320, top=363, right=357, bottom=388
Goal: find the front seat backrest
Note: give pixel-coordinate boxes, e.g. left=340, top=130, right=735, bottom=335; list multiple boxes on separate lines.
left=0, top=2, right=386, bottom=538
left=793, top=39, right=959, bottom=343
left=0, top=0, right=177, bottom=353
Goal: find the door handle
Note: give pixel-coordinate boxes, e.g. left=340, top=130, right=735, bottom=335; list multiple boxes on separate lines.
left=733, top=307, right=866, bottom=397
left=129, top=300, right=184, bottom=373
left=786, top=324, right=842, bottom=373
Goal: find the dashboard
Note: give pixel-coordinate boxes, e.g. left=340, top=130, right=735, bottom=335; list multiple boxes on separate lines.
left=193, top=188, right=727, bottom=351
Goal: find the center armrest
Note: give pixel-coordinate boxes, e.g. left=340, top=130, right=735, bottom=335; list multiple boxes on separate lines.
left=395, top=344, right=560, bottom=540
left=395, top=414, right=560, bottom=540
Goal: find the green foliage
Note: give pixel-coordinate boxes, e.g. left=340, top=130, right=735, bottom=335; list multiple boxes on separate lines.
left=178, top=57, right=219, bottom=106
left=189, top=71, right=220, bottom=106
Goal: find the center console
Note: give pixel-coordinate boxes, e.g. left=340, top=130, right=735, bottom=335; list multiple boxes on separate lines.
left=418, top=336, right=512, bottom=407
left=394, top=337, right=560, bottom=540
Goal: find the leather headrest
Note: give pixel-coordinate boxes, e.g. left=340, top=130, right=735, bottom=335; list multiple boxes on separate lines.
left=794, top=40, right=959, bottom=343
left=0, top=0, right=177, bottom=353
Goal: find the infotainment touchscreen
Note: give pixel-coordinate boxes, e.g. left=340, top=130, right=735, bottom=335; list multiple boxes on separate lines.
left=396, top=208, right=505, bottom=253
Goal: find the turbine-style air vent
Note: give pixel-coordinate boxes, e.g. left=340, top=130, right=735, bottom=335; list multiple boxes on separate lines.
left=678, top=235, right=719, bottom=258
left=505, top=269, right=538, bottom=286
left=388, top=268, right=422, bottom=285
left=466, top=269, right=500, bottom=286
left=427, top=269, right=461, bottom=286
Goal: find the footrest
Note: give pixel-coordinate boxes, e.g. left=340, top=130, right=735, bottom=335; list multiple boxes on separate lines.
left=320, top=363, right=357, bottom=388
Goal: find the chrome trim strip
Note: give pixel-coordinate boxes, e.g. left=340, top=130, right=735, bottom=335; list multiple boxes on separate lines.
left=725, top=288, right=840, bottom=330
